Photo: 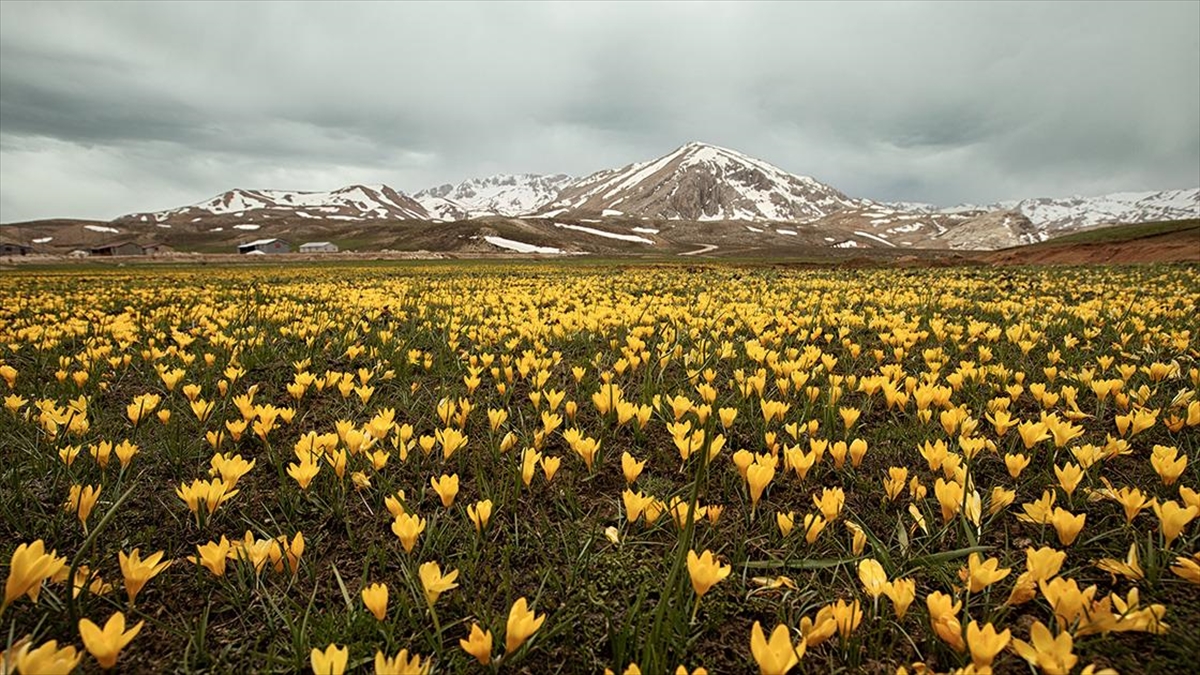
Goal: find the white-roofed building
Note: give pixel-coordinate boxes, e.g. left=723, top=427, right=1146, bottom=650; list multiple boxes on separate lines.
left=300, top=241, right=339, bottom=253
left=237, top=238, right=290, bottom=254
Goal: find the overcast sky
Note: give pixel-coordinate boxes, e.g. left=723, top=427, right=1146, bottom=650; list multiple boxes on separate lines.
left=1, top=1, right=1197, bottom=222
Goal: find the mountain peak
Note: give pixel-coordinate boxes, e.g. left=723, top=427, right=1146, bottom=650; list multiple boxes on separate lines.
left=537, top=143, right=855, bottom=221
left=678, top=140, right=736, bottom=153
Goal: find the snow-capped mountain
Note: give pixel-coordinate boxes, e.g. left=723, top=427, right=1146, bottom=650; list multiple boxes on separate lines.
left=1005, top=188, right=1199, bottom=234
left=413, top=173, right=575, bottom=219
left=535, top=142, right=857, bottom=221
left=119, top=185, right=429, bottom=225
left=42, top=142, right=1197, bottom=255
left=860, top=189, right=1199, bottom=248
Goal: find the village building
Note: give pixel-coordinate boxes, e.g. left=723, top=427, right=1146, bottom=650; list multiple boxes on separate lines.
left=300, top=241, right=339, bottom=253
left=0, top=238, right=32, bottom=255
left=90, top=241, right=150, bottom=256
left=237, top=238, right=291, bottom=254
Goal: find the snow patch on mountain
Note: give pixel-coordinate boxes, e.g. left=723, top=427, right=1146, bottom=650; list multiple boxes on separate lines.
left=855, top=231, right=896, bottom=247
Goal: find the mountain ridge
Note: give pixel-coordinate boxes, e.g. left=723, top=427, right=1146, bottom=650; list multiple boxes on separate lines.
left=413, top=173, right=575, bottom=220
left=8, top=141, right=1196, bottom=254
left=118, top=184, right=430, bottom=226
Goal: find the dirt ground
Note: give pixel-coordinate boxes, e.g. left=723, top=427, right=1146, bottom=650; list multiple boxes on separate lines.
left=984, top=227, right=1200, bottom=265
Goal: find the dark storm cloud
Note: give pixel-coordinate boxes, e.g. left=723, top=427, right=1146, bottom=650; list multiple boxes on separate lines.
left=1, top=1, right=1197, bottom=222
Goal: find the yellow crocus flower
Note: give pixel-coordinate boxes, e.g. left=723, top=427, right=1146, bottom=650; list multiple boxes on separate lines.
left=79, top=611, right=144, bottom=670
left=505, top=597, right=546, bottom=654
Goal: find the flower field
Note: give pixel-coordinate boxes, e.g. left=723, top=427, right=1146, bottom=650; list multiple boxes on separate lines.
left=1, top=262, right=1198, bottom=674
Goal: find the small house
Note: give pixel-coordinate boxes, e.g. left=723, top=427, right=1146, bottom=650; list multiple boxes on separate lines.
left=91, top=241, right=146, bottom=256
left=0, top=239, right=32, bottom=256
left=237, top=238, right=290, bottom=254
left=300, top=241, right=339, bottom=253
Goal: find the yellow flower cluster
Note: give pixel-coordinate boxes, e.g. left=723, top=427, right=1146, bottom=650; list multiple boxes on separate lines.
left=0, top=263, right=1196, bottom=673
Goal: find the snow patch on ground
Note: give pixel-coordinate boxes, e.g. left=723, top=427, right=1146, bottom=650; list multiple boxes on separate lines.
left=746, top=226, right=765, bottom=233
left=854, top=231, right=897, bottom=247
left=32, top=236, right=53, bottom=243
left=552, top=222, right=654, bottom=244
left=84, top=225, right=120, bottom=234
left=601, top=209, right=625, bottom=217
left=886, top=223, right=924, bottom=234
left=631, top=227, right=659, bottom=234
left=482, top=236, right=563, bottom=254
left=233, top=224, right=260, bottom=231
left=776, top=229, right=798, bottom=236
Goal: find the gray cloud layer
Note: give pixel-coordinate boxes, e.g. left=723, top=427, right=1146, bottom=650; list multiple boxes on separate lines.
left=1, top=1, right=1197, bottom=222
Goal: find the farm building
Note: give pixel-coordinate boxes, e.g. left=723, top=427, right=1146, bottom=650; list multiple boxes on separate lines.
left=300, top=241, right=339, bottom=253
left=0, top=238, right=32, bottom=255
left=91, top=241, right=149, bottom=256
left=237, top=238, right=290, bottom=254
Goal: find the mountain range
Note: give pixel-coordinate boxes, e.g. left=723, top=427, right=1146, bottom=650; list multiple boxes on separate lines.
left=414, top=173, right=575, bottom=220
left=4, top=142, right=1197, bottom=256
